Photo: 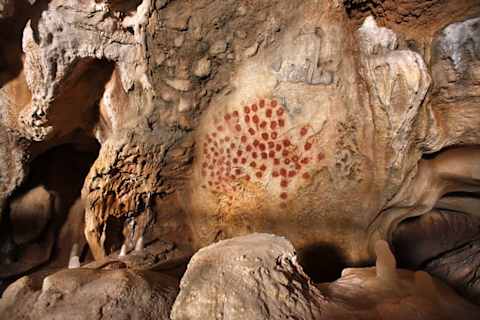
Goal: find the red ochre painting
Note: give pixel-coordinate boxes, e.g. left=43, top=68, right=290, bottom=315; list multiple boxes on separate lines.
left=199, top=98, right=324, bottom=205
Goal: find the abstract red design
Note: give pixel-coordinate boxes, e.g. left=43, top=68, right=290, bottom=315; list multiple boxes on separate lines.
left=200, top=98, right=324, bottom=204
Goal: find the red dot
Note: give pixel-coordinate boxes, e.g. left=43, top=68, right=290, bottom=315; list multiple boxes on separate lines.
left=253, top=115, right=259, bottom=124
left=272, top=171, right=279, bottom=177
left=244, top=115, right=250, bottom=123
left=284, top=159, right=291, bottom=165
left=300, top=127, right=308, bottom=136
left=244, top=106, right=250, bottom=113
left=237, top=150, right=243, bottom=157
left=230, top=143, right=235, bottom=149
left=278, top=119, right=285, bottom=127
left=304, top=143, right=312, bottom=151
left=270, top=122, right=277, bottom=130
left=246, top=145, right=252, bottom=152
left=241, top=136, right=247, bottom=143
left=233, top=111, right=239, bottom=117
left=208, top=181, right=213, bottom=186
left=248, top=128, right=256, bottom=136
left=260, top=164, right=266, bottom=171
left=274, top=159, right=280, bottom=165
left=259, top=99, right=265, bottom=108
left=318, top=153, right=325, bottom=161
left=266, top=109, right=272, bottom=117
left=277, top=108, right=284, bottom=116
left=292, top=155, right=299, bottom=162
left=253, top=139, right=260, bottom=147
left=261, top=152, right=268, bottom=159
left=280, top=180, right=288, bottom=188
left=280, top=192, right=288, bottom=199
left=268, top=141, right=275, bottom=149
left=233, top=158, right=238, bottom=164
left=212, top=132, right=217, bottom=137
left=276, top=144, right=282, bottom=151
left=280, top=168, right=287, bottom=177
left=256, top=171, right=262, bottom=178
left=225, top=136, right=231, bottom=142
left=269, top=150, right=275, bottom=158
left=261, top=133, right=269, bottom=140
left=252, top=104, right=258, bottom=112
left=235, top=124, right=242, bottom=131
left=245, top=175, right=251, bottom=181
left=301, top=158, right=310, bottom=164
left=224, top=114, right=231, bottom=121
left=260, top=121, right=267, bottom=129
left=235, top=169, right=242, bottom=175
left=302, top=172, right=310, bottom=179
left=250, top=161, right=256, bottom=168
left=288, top=170, right=296, bottom=177
left=282, top=150, right=289, bottom=157
left=252, top=152, right=258, bottom=159
left=271, top=100, right=278, bottom=107
left=295, top=163, right=301, bottom=170
left=202, top=162, right=208, bottom=168
left=259, top=143, right=266, bottom=151
left=283, top=139, right=290, bottom=147
left=241, top=158, right=247, bottom=164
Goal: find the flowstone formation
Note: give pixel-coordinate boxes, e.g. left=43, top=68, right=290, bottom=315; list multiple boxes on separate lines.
left=1, top=0, right=480, bottom=318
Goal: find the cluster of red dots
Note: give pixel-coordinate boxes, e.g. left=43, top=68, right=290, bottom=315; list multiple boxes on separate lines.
left=200, top=98, right=324, bottom=203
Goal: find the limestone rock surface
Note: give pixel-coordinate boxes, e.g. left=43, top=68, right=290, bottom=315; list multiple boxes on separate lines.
left=0, top=268, right=178, bottom=320
left=172, top=233, right=480, bottom=320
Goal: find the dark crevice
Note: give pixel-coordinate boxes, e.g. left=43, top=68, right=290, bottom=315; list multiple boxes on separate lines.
left=297, top=243, right=347, bottom=283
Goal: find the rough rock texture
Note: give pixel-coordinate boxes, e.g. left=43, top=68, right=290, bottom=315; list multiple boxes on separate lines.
left=10, top=186, right=53, bottom=245
left=1, top=0, right=480, bottom=315
left=172, top=233, right=480, bottom=320
left=172, top=233, right=324, bottom=320
left=0, top=268, right=178, bottom=320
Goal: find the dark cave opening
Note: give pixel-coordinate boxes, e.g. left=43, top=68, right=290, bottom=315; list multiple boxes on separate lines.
left=0, top=136, right=100, bottom=293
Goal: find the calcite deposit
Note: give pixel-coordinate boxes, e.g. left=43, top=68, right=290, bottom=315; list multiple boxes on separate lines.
left=1, top=0, right=480, bottom=318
